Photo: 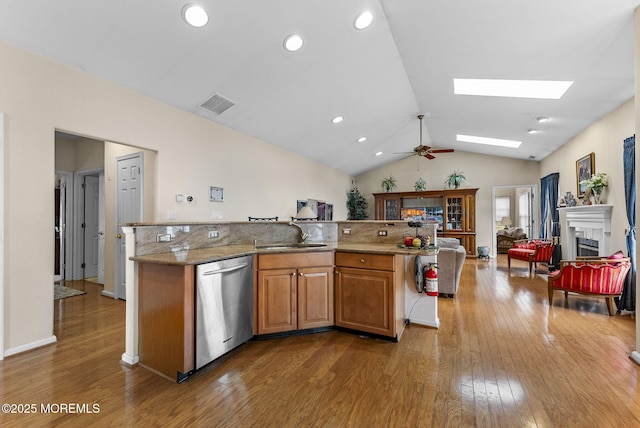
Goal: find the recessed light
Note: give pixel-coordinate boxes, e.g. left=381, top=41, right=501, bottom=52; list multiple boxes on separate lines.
left=536, top=116, right=550, bottom=123
left=454, top=79, right=573, bottom=99
left=354, top=11, right=374, bottom=30
left=357, top=137, right=367, bottom=143
left=457, top=134, right=522, bottom=148
left=527, top=129, right=541, bottom=134
left=283, top=34, right=303, bottom=52
left=375, top=151, right=383, bottom=156
left=182, top=4, right=208, bottom=27
left=331, top=116, right=344, bottom=124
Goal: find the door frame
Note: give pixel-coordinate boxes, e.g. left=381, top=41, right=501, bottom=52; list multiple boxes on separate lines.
left=491, top=184, right=539, bottom=256
left=55, top=171, right=74, bottom=281
left=72, top=168, right=104, bottom=280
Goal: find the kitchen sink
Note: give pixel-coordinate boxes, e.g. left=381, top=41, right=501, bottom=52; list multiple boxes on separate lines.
left=256, top=243, right=328, bottom=250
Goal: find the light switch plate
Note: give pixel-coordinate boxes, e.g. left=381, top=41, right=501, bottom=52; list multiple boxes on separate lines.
left=176, top=194, right=184, bottom=202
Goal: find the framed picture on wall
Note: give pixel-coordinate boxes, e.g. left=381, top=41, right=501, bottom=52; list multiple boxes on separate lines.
left=576, top=152, right=595, bottom=198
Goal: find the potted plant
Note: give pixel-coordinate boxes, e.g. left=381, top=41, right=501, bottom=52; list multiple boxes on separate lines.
left=346, top=187, right=368, bottom=219
left=580, top=172, right=608, bottom=203
left=445, top=170, right=466, bottom=189
left=381, top=176, right=397, bottom=192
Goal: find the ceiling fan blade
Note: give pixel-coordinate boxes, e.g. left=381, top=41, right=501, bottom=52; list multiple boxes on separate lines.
left=429, top=149, right=455, bottom=153
left=424, top=153, right=436, bottom=160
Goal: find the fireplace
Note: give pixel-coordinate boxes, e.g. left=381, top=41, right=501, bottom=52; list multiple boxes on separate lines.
left=576, top=237, right=599, bottom=257
left=558, top=205, right=612, bottom=260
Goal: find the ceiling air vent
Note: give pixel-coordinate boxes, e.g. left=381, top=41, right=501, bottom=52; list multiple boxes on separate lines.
left=199, top=92, right=235, bottom=115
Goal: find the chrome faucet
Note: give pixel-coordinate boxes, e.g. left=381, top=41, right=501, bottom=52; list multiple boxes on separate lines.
left=289, top=221, right=309, bottom=243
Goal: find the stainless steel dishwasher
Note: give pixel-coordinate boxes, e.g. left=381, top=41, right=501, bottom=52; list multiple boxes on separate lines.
left=195, top=255, right=253, bottom=370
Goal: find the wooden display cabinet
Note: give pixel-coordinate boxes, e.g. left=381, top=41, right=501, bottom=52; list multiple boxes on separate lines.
left=374, top=188, right=478, bottom=256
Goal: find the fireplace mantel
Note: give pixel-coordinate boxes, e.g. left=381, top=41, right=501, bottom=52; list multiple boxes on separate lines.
left=558, top=204, right=613, bottom=259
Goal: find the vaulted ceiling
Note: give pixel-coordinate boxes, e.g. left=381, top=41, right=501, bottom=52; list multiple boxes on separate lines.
left=0, top=1, right=637, bottom=175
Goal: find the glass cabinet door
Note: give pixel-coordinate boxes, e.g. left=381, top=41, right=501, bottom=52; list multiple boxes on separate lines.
left=384, top=199, right=400, bottom=220
left=445, top=197, right=463, bottom=231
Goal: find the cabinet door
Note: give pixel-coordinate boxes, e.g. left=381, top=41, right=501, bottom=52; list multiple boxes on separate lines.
left=463, top=193, right=476, bottom=232
left=298, top=267, right=334, bottom=329
left=258, top=268, right=297, bottom=334
left=335, top=267, right=394, bottom=337
left=375, top=194, right=401, bottom=220
left=444, top=196, right=463, bottom=231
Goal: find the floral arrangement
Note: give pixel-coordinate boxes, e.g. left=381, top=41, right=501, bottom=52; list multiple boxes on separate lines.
left=580, top=172, right=608, bottom=192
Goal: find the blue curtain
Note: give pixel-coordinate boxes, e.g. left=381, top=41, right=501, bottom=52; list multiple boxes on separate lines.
left=617, top=135, right=635, bottom=311
left=540, top=173, right=560, bottom=239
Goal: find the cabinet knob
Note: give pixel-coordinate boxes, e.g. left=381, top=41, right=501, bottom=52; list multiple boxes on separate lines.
left=115, top=233, right=122, bottom=239
left=360, top=259, right=365, bottom=264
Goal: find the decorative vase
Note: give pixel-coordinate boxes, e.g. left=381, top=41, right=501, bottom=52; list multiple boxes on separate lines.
left=592, top=188, right=603, bottom=204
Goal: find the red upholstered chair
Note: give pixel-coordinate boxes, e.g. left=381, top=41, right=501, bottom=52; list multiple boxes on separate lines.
left=507, top=239, right=555, bottom=275
left=547, top=254, right=630, bottom=316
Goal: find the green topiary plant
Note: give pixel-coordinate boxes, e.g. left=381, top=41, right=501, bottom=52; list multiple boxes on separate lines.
left=346, top=187, right=368, bottom=220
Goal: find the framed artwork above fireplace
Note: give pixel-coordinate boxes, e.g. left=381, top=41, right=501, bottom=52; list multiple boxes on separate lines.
left=576, top=152, right=595, bottom=198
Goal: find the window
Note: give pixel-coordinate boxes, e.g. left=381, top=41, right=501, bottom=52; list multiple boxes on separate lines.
left=495, top=196, right=510, bottom=221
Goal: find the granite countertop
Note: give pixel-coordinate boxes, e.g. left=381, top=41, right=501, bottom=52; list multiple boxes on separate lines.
left=130, top=242, right=436, bottom=265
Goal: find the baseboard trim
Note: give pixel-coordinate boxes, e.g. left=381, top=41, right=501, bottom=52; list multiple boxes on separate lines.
left=4, top=335, right=57, bottom=357
left=409, top=317, right=440, bottom=329
left=630, top=351, right=640, bottom=366
left=101, top=290, right=115, bottom=298
left=121, top=352, right=139, bottom=366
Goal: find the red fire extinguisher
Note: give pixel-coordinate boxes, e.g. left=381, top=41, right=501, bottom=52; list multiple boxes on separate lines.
left=425, top=264, right=438, bottom=296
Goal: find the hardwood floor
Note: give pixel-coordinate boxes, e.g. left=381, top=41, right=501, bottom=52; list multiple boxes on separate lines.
left=1, top=256, right=639, bottom=427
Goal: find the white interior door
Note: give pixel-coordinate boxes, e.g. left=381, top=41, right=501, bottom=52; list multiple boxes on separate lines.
left=115, top=153, right=143, bottom=300
left=83, top=175, right=100, bottom=278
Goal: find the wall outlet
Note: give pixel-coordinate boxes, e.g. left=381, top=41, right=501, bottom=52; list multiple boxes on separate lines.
left=208, top=230, right=219, bottom=239
left=378, top=230, right=388, bottom=236
left=176, top=193, right=185, bottom=202
left=342, top=228, right=352, bottom=235
left=156, top=234, right=171, bottom=243
left=167, top=210, right=176, bottom=220
left=185, top=195, right=194, bottom=203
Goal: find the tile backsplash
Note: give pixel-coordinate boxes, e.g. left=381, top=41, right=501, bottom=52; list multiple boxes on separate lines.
left=132, top=221, right=437, bottom=256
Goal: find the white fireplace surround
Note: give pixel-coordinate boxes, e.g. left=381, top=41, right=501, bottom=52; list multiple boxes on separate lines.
left=558, top=205, right=613, bottom=260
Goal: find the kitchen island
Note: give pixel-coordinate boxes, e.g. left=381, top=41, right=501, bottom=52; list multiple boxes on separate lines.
left=126, top=221, right=440, bottom=381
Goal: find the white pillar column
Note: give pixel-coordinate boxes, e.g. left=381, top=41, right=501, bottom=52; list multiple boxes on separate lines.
left=121, top=226, right=139, bottom=366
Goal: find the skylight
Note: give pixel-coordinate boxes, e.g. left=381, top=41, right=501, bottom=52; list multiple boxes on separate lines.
left=454, top=79, right=573, bottom=99
left=457, top=134, right=522, bottom=148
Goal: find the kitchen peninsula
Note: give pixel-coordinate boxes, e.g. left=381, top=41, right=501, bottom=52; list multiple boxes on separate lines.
left=126, top=220, right=440, bottom=382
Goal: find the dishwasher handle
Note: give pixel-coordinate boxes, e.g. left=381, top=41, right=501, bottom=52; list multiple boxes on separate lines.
left=201, top=263, right=249, bottom=276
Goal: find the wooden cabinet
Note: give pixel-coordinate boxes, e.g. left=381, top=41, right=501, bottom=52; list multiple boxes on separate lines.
left=257, top=252, right=334, bottom=335
left=374, top=193, right=401, bottom=220
left=138, top=262, right=195, bottom=382
left=374, top=188, right=478, bottom=256
left=334, top=252, right=405, bottom=340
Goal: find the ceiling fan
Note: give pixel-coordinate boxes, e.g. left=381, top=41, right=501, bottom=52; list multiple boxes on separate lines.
left=395, top=114, right=455, bottom=160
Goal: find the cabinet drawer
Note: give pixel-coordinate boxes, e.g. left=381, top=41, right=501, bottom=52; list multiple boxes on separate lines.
left=258, top=251, right=334, bottom=269
left=335, top=252, right=395, bottom=271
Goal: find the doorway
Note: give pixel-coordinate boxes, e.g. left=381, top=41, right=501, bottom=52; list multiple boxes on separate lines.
left=72, top=170, right=105, bottom=282
left=491, top=184, right=539, bottom=256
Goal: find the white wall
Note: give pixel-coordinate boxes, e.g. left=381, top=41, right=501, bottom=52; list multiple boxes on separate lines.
left=540, top=98, right=634, bottom=258
left=0, top=40, right=352, bottom=354
left=355, top=151, right=541, bottom=252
